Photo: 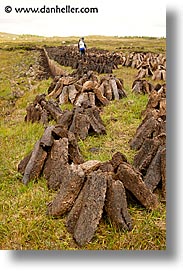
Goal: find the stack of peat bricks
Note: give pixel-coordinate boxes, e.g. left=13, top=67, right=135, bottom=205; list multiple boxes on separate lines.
left=44, top=46, right=166, bottom=81
left=19, top=85, right=166, bottom=246
left=25, top=94, right=62, bottom=125
left=47, top=70, right=127, bottom=106
left=26, top=49, right=52, bottom=81
left=18, top=126, right=158, bottom=246
left=25, top=94, right=106, bottom=140
left=131, top=79, right=166, bottom=95
left=130, top=83, right=166, bottom=200
left=18, top=46, right=166, bottom=246
left=120, top=52, right=166, bottom=81
left=131, top=78, right=155, bottom=95
left=44, top=46, right=122, bottom=74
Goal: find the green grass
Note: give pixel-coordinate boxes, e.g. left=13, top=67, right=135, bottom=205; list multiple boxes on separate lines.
left=0, top=32, right=166, bottom=54
left=0, top=35, right=166, bottom=250
left=78, top=94, right=148, bottom=163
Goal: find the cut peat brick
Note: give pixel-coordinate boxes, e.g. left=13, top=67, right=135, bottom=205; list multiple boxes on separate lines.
left=116, top=162, right=158, bottom=210
left=105, top=176, right=133, bottom=231
left=72, top=170, right=107, bottom=246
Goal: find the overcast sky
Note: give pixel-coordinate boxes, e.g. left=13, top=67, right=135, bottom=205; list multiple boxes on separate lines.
left=0, top=0, right=178, bottom=38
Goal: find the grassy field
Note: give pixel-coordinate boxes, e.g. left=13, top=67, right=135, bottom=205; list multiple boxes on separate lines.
left=0, top=32, right=166, bottom=53
left=0, top=34, right=166, bottom=250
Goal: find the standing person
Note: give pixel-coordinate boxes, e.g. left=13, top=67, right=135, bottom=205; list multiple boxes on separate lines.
left=78, top=37, right=87, bottom=56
